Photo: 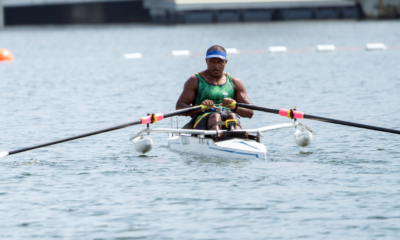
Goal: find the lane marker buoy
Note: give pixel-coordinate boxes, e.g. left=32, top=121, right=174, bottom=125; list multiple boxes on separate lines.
left=269, top=46, right=287, bottom=53
left=172, top=50, right=190, bottom=56
left=366, top=43, right=387, bottom=51
left=124, top=53, right=142, bottom=59
left=226, top=48, right=239, bottom=54
left=0, top=48, right=14, bottom=62
left=316, top=45, right=335, bottom=52
left=122, top=43, right=400, bottom=59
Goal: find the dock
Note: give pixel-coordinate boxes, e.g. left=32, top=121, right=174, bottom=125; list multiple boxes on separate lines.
left=144, top=0, right=359, bottom=23
left=0, top=0, right=399, bottom=26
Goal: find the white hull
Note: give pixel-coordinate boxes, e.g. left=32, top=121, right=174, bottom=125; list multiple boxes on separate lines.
left=167, top=135, right=267, bottom=160
left=131, top=122, right=313, bottom=160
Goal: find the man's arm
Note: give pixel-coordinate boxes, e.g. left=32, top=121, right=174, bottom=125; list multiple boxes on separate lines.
left=176, top=75, right=202, bottom=116
left=230, top=76, right=254, bottom=118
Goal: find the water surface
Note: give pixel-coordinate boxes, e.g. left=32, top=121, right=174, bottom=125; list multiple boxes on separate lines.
left=0, top=21, right=400, bottom=239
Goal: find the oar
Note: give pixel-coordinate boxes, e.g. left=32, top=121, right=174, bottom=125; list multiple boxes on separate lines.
left=231, top=102, right=400, bottom=135
left=0, top=105, right=206, bottom=158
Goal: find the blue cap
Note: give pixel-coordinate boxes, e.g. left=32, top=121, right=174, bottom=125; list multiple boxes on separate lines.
left=206, top=50, right=227, bottom=60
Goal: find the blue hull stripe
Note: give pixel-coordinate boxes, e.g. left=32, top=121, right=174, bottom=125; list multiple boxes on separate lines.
left=208, top=147, right=259, bottom=158
left=238, top=141, right=260, bottom=150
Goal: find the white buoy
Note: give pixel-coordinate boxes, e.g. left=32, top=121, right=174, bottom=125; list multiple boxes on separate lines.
left=316, top=45, right=335, bottom=52
left=294, top=129, right=312, bottom=147
left=226, top=48, right=239, bottom=54
left=268, top=46, right=287, bottom=53
left=124, top=53, right=143, bottom=59
left=366, top=43, right=387, bottom=51
left=132, top=137, right=153, bottom=154
left=172, top=50, right=190, bottom=56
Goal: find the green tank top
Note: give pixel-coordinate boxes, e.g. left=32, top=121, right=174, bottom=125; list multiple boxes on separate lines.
left=194, top=73, right=235, bottom=111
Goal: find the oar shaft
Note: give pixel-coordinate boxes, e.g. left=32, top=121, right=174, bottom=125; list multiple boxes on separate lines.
left=3, top=105, right=202, bottom=157
left=8, top=120, right=142, bottom=155
left=236, top=103, right=279, bottom=114
left=304, top=114, right=400, bottom=135
left=236, top=103, right=400, bottom=135
left=164, top=105, right=203, bottom=118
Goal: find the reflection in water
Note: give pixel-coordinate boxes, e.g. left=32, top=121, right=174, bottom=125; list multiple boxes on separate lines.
left=184, top=154, right=253, bottom=168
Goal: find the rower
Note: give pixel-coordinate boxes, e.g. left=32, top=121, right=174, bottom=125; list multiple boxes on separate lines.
left=176, top=45, right=254, bottom=133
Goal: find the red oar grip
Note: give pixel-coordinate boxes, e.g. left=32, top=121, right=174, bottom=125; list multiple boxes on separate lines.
left=140, top=113, right=164, bottom=124
left=279, top=109, right=304, bottom=119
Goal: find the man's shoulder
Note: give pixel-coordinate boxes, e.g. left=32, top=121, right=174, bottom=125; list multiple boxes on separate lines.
left=228, top=74, right=247, bottom=91
left=189, top=74, right=198, bottom=80
left=229, top=74, right=243, bottom=83
left=187, top=74, right=199, bottom=83
left=183, top=74, right=199, bottom=89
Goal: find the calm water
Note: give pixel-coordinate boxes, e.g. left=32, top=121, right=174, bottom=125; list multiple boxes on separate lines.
left=1, top=21, right=400, bottom=239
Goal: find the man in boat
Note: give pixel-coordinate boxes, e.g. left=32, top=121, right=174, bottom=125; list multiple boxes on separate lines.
left=176, top=45, right=254, bottom=131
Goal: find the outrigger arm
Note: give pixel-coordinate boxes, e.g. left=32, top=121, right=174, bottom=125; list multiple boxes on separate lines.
left=130, top=122, right=314, bottom=154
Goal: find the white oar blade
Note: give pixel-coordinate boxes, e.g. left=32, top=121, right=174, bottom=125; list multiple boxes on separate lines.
left=0, top=151, right=9, bottom=158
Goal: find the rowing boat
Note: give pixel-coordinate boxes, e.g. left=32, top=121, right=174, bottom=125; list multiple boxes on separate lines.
left=2, top=103, right=398, bottom=160
left=130, top=122, right=314, bottom=160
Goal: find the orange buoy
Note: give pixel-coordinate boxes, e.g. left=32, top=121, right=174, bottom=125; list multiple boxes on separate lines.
left=0, top=48, right=15, bottom=62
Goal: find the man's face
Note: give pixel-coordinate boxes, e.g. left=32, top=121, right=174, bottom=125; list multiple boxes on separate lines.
left=206, top=58, right=228, bottom=77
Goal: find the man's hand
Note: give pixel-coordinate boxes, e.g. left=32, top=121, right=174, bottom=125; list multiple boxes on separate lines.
left=201, top=99, right=215, bottom=109
left=221, top=98, right=236, bottom=109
